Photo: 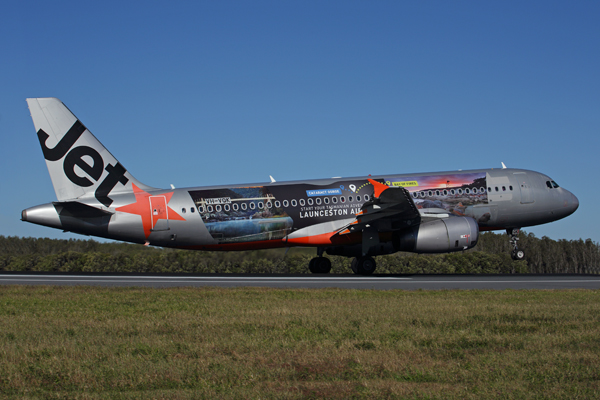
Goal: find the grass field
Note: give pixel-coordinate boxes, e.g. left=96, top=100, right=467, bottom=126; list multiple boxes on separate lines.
left=0, top=286, right=599, bottom=399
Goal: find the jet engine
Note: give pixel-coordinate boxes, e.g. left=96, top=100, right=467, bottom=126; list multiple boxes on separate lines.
left=325, top=216, right=479, bottom=257
left=394, top=216, right=479, bottom=253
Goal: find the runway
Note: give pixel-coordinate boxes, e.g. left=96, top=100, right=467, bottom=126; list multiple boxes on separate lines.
left=0, top=273, right=599, bottom=290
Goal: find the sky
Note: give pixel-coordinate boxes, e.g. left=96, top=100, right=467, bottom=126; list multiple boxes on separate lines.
left=1, top=1, right=598, bottom=244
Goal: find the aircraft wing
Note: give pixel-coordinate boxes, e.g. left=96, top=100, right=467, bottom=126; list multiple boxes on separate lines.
left=336, top=179, right=421, bottom=236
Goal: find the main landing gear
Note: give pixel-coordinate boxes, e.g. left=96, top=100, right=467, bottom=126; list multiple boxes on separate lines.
left=351, top=256, right=377, bottom=275
left=308, top=248, right=378, bottom=275
left=508, top=228, right=525, bottom=260
left=308, top=256, right=332, bottom=274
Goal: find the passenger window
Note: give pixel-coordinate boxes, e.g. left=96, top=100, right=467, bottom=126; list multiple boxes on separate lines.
left=332, top=197, right=338, bottom=204
left=488, top=187, right=492, bottom=192
left=283, top=200, right=289, bottom=207
left=307, top=198, right=314, bottom=205
left=466, top=188, right=471, bottom=194
left=324, top=197, right=329, bottom=204
left=435, top=190, right=440, bottom=196
left=356, top=195, right=361, bottom=202
left=509, top=186, right=513, bottom=191
left=291, top=199, right=297, bottom=207
left=250, top=202, right=256, bottom=210
left=266, top=201, right=272, bottom=208
left=224, top=204, right=231, bottom=211
left=258, top=202, right=264, bottom=209
left=481, top=187, right=486, bottom=193
left=190, top=207, right=195, bottom=213
left=299, top=199, right=305, bottom=206
left=443, top=190, right=448, bottom=196
left=215, top=205, right=222, bottom=212
left=316, top=198, right=322, bottom=205
left=274, top=201, right=280, bottom=208
left=182, top=208, right=186, bottom=214
left=428, top=191, right=433, bottom=197
left=198, top=206, right=204, bottom=213
left=364, top=195, right=370, bottom=201
left=241, top=203, right=247, bottom=210
left=348, top=196, right=353, bottom=202
left=233, top=203, right=239, bottom=211
left=502, top=186, right=506, bottom=191
left=495, top=187, right=499, bottom=192
left=341, top=196, right=346, bottom=203
left=451, top=189, right=455, bottom=195
left=207, top=205, right=213, bottom=212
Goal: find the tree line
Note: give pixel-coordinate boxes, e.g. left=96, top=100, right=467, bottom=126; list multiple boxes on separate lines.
left=0, top=231, right=598, bottom=274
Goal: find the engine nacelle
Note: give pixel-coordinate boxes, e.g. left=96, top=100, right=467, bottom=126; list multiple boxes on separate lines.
left=325, top=216, right=479, bottom=257
left=394, top=216, right=479, bottom=253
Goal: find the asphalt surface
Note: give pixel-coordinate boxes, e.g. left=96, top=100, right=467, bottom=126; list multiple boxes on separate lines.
left=0, top=273, right=599, bottom=290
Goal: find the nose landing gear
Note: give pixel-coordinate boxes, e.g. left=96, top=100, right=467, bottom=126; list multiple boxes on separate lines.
left=508, top=228, right=525, bottom=260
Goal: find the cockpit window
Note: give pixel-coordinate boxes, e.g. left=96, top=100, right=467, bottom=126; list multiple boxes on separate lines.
left=551, top=181, right=560, bottom=188
left=546, top=181, right=553, bottom=189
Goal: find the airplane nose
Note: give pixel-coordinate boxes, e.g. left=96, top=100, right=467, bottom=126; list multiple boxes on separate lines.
left=565, top=191, right=579, bottom=215
left=570, top=192, right=579, bottom=213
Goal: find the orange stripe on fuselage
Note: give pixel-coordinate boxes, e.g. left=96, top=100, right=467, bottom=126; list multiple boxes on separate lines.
left=286, top=231, right=362, bottom=246
left=178, top=231, right=363, bottom=251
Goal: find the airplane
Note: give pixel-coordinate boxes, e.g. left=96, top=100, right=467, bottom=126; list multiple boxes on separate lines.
left=21, top=98, right=579, bottom=274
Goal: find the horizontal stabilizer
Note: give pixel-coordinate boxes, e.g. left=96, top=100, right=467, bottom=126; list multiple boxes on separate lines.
left=53, top=201, right=114, bottom=219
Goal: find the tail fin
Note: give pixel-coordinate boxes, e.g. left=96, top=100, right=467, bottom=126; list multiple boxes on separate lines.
left=27, top=98, right=154, bottom=207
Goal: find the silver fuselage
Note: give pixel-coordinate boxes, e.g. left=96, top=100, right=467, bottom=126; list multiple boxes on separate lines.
left=23, top=168, right=578, bottom=251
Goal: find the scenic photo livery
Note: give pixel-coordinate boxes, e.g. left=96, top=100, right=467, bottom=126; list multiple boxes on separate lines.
left=22, top=98, right=579, bottom=274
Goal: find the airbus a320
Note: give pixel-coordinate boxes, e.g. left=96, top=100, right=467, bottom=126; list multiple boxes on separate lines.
left=22, top=98, right=579, bottom=274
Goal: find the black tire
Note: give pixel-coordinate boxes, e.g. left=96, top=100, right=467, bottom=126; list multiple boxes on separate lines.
left=356, top=256, right=377, bottom=275
left=512, top=249, right=525, bottom=260
left=309, top=257, right=331, bottom=273
left=316, top=257, right=331, bottom=274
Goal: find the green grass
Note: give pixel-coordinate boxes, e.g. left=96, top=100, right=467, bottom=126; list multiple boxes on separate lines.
left=0, top=287, right=599, bottom=399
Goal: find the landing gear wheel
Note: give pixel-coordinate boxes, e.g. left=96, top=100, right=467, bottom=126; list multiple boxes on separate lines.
left=507, top=228, right=525, bottom=261
left=351, top=256, right=377, bottom=275
left=309, top=257, right=331, bottom=274
left=512, top=249, right=525, bottom=261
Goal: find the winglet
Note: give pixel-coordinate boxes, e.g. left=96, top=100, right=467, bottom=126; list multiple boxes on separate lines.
left=368, top=179, right=388, bottom=198
left=501, top=162, right=507, bottom=169
left=270, top=175, right=276, bottom=183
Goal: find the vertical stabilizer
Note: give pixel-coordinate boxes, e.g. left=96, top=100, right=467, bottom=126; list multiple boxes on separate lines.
left=27, top=98, right=154, bottom=206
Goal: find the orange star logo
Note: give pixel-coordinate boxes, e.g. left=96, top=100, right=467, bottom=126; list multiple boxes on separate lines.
left=116, top=183, right=185, bottom=238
